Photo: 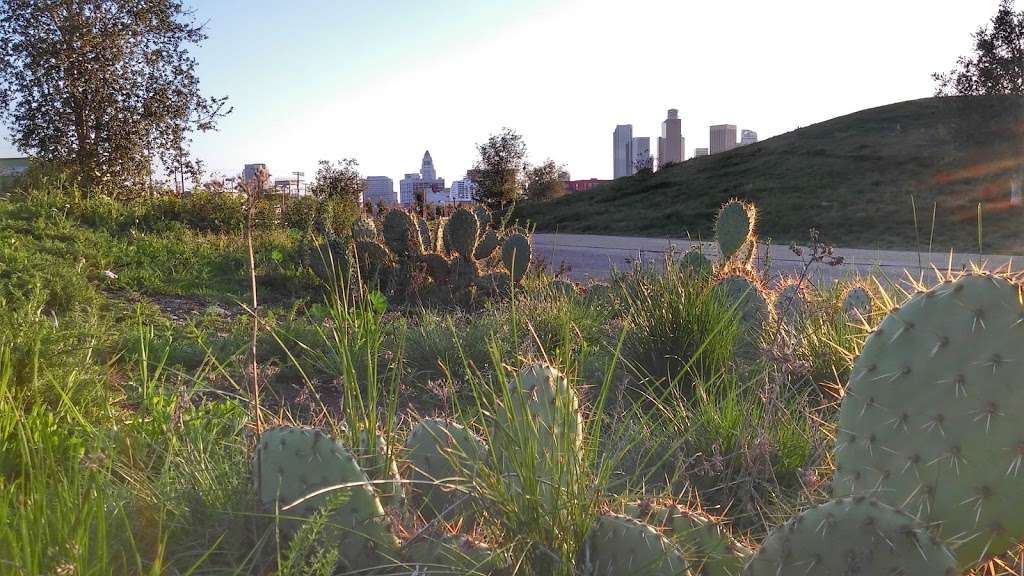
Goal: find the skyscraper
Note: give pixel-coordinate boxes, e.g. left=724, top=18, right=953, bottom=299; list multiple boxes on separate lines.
left=613, top=125, right=633, bottom=179
left=365, top=176, right=397, bottom=205
left=657, top=109, right=684, bottom=168
left=420, top=151, right=436, bottom=181
left=694, top=148, right=709, bottom=157
left=740, top=130, right=758, bottom=146
left=710, top=125, right=738, bottom=154
left=400, top=150, right=445, bottom=205
left=632, top=137, right=652, bottom=173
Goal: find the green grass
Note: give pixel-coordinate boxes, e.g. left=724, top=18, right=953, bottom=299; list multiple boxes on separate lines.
left=515, top=95, right=1024, bottom=253
left=0, top=183, right=903, bottom=574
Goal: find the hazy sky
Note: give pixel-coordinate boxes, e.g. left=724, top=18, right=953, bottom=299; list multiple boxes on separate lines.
left=0, top=0, right=1002, bottom=183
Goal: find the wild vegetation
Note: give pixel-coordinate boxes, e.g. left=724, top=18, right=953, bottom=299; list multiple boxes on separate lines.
left=5, top=164, right=1024, bottom=575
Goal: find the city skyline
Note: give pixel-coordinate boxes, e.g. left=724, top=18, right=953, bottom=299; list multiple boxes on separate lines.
left=0, top=0, right=1000, bottom=183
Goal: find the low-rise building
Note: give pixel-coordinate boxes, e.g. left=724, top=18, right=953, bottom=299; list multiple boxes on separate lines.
left=565, top=178, right=611, bottom=193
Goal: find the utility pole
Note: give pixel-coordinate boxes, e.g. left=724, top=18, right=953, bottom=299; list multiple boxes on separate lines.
left=292, top=171, right=304, bottom=196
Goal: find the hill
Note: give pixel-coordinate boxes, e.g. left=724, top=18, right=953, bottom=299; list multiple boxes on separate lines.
left=515, top=96, right=1024, bottom=253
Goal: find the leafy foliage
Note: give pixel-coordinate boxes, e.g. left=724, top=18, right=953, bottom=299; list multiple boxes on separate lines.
left=471, top=127, right=528, bottom=211
left=0, top=0, right=230, bottom=195
left=933, top=0, right=1024, bottom=96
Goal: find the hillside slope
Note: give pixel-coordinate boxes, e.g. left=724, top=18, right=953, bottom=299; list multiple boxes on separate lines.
left=516, top=96, right=1024, bottom=253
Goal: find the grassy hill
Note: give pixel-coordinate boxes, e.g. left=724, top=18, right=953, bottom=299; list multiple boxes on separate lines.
left=516, top=95, right=1024, bottom=253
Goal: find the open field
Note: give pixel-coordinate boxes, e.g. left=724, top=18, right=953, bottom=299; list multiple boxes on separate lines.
left=516, top=95, right=1024, bottom=253
left=2, top=179, right=1023, bottom=575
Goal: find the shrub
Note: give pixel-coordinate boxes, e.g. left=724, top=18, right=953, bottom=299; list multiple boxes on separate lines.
left=617, top=260, right=738, bottom=395
left=281, top=195, right=319, bottom=231
left=181, top=190, right=245, bottom=233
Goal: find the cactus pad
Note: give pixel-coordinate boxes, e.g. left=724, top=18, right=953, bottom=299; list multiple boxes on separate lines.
left=253, top=427, right=398, bottom=569
left=587, top=514, right=688, bottom=576
left=445, top=208, right=479, bottom=260
left=715, top=200, right=755, bottom=265
left=744, top=496, right=956, bottom=576
left=833, top=273, right=1024, bottom=568
left=774, top=281, right=807, bottom=326
left=681, top=248, right=713, bottom=275
left=494, top=362, right=583, bottom=506
left=841, top=285, right=872, bottom=319
left=405, top=533, right=505, bottom=575
left=626, top=501, right=751, bottom=576
left=550, top=278, right=577, bottom=297
left=474, top=229, right=499, bottom=261
left=351, top=215, right=377, bottom=242
left=420, top=252, right=451, bottom=284
left=353, top=240, right=391, bottom=284
left=501, top=233, right=532, bottom=283
left=383, top=209, right=421, bottom=258
left=714, top=273, right=770, bottom=332
left=404, top=418, right=487, bottom=525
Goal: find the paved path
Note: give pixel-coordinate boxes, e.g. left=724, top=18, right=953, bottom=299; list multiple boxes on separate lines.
left=534, top=233, right=1020, bottom=285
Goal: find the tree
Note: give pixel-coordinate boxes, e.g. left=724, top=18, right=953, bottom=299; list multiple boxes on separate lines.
left=308, top=159, right=365, bottom=202
left=471, top=128, right=527, bottom=211
left=0, top=0, right=229, bottom=196
left=933, top=0, right=1024, bottom=96
left=524, top=158, right=567, bottom=201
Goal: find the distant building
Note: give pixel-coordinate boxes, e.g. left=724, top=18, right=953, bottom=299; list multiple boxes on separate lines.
left=450, top=178, right=477, bottom=203
left=273, top=178, right=304, bottom=195
left=657, top=109, right=684, bottom=168
left=694, top=148, right=710, bottom=157
left=740, top=129, right=758, bottom=146
left=565, top=178, right=611, bottom=193
left=400, top=151, right=445, bottom=205
left=613, top=125, right=633, bottom=179
left=242, top=163, right=269, bottom=183
left=365, top=176, right=397, bottom=205
left=709, top=125, right=737, bottom=154
left=632, top=137, right=653, bottom=173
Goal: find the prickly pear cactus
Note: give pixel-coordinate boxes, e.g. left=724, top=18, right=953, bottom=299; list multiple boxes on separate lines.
left=625, top=502, right=751, bottom=576
left=404, top=533, right=505, bottom=575
left=472, top=205, right=491, bottom=231
left=415, top=216, right=432, bottom=251
left=586, top=514, right=688, bottom=576
left=714, top=273, right=771, bottom=332
left=474, top=229, right=499, bottom=261
left=355, top=430, right=403, bottom=508
left=476, top=271, right=511, bottom=296
left=419, top=252, right=451, bottom=284
left=449, top=257, right=481, bottom=291
left=715, top=200, right=755, bottom=266
left=307, top=238, right=350, bottom=284
left=445, top=208, right=480, bottom=260
left=744, top=496, right=956, bottom=576
left=383, top=209, right=422, bottom=258
left=494, top=362, right=583, bottom=506
left=774, top=281, right=807, bottom=326
left=681, top=248, right=713, bottom=275
left=252, top=427, right=398, bottom=570
left=833, top=273, right=1024, bottom=568
left=841, top=285, right=871, bottom=319
left=501, top=233, right=531, bottom=283
left=351, top=215, right=377, bottom=242
left=404, top=418, right=487, bottom=525
left=351, top=240, right=391, bottom=288
left=586, top=282, right=612, bottom=302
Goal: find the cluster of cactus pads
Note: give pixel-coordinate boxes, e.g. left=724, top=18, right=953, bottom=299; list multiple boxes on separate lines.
left=306, top=203, right=534, bottom=306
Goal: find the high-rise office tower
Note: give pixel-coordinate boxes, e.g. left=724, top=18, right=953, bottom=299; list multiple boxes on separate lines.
left=740, top=130, right=758, bottom=146
left=364, top=176, right=397, bottom=205
left=420, top=151, right=436, bottom=181
left=710, top=125, right=738, bottom=154
left=631, top=137, right=652, bottom=173
left=657, top=109, right=684, bottom=168
left=613, top=125, right=633, bottom=179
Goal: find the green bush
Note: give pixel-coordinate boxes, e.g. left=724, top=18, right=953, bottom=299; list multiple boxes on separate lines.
left=181, top=190, right=245, bottom=233
left=281, top=195, right=319, bottom=231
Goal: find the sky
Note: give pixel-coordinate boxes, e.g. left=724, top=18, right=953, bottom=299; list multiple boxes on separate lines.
left=0, top=0, right=1003, bottom=184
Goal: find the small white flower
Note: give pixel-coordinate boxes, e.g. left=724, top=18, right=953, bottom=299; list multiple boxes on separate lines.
left=104, top=270, right=118, bottom=280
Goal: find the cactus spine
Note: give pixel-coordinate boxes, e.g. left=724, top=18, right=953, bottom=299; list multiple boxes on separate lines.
left=833, top=273, right=1024, bottom=568
left=744, top=497, right=956, bottom=576
left=501, top=232, right=532, bottom=283
left=586, top=514, right=689, bottom=576
left=715, top=200, right=756, bottom=268
left=253, top=426, right=398, bottom=570
left=404, top=418, right=487, bottom=525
